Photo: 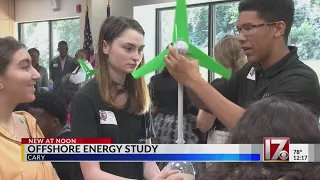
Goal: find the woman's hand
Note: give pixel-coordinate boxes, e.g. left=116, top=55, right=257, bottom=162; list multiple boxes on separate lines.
left=164, top=45, right=202, bottom=88
left=152, top=170, right=183, bottom=180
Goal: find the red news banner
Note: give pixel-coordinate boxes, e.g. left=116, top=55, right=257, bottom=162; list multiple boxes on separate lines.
left=21, top=138, right=112, bottom=161
left=21, top=138, right=112, bottom=144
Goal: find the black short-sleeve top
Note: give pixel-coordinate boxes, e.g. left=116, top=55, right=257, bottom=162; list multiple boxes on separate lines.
left=149, top=71, right=194, bottom=115
left=211, top=46, right=320, bottom=115
left=70, top=78, right=155, bottom=180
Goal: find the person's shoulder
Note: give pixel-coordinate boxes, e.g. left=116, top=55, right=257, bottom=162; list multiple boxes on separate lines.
left=49, top=57, right=59, bottom=66
left=74, top=78, right=99, bottom=99
left=58, top=131, right=71, bottom=138
left=13, top=111, right=45, bottom=138
left=67, top=55, right=74, bottom=61
left=51, top=56, right=59, bottom=62
left=150, top=73, right=161, bottom=82
left=149, top=73, right=164, bottom=87
left=283, top=47, right=318, bottom=78
left=275, top=58, right=319, bottom=85
left=13, top=111, right=35, bottom=125
left=291, top=60, right=318, bottom=79
left=238, top=62, right=253, bottom=73
left=150, top=71, right=175, bottom=85
left=276, top=61, right=320, bottom=91
left=210, top=77, right=225, bottom=86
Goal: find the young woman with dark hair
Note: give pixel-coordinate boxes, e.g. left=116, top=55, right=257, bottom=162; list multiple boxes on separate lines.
left=70, top=16, right=182, bottom=180
left=0, top=38, right=59, bottom=180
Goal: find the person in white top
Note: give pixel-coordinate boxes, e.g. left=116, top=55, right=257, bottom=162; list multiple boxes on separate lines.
left=69, top=49, right=94, bottom=86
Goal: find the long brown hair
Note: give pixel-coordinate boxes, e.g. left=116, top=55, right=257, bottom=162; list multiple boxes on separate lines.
left=96, top=16, right=150, bottom=115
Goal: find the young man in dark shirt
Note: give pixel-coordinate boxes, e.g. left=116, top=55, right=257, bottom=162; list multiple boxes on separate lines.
left=164, top=0, right=320, bottom=129
left=28, top=92, right=72, bottom=180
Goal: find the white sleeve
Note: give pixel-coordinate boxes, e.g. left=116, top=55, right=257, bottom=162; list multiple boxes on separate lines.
left=87, top=62, right=94, bottom=70
left=69, top=66, right=86, bottom=84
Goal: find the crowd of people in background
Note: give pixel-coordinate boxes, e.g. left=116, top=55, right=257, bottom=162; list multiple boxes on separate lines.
left=1, top=0, right=320, bottom=179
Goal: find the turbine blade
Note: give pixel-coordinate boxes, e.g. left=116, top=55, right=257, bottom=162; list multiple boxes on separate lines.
left=132, top=49, right=168, bottom=79
left=188, top=44, right=231, bottom=79
left=78, top=59, right=91, bottom=73
left=172, top=0, right=189, bottom=43
left=78, top=59, right=97, bottom=80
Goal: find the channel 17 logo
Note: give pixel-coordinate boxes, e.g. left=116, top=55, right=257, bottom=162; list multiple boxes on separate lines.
left=263, top=137, right=290, bottom=162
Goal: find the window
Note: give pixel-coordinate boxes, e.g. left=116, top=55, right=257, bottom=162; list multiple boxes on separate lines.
left=19, top=18, right=80, bottom=73
left=214, top=2, right=239, bottom=79
left=290, top=0, right=320, bottom=78
left=20, top=22, right=50, bottom=71
left=215, top=2, right=239, bottom=43
left=158, top=6, right=210, bottom=81
left=159, top=9, right=174, bottom=52
left=52, top=18, right=81, bottom=58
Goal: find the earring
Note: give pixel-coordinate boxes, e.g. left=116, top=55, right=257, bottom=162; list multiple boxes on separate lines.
left=0, top=82, right=3, bottom=89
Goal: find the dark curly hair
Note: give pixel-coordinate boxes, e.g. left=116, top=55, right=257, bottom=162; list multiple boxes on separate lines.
left=199, top=98, right=320, bottom=180
left=238, top=0, right=294, bottom=43
left=55, top=73, right=80, bottom=105
left=31, top=92, right=68, bottom=125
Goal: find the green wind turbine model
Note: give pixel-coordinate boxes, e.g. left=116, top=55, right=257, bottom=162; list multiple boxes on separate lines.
left=131, top=0, right=231, bottom=79
left=132, top=0, right=231, bottom=177
left=132, top=0, right=231, bottom=145
left=77, top=59, right=97, bottom=80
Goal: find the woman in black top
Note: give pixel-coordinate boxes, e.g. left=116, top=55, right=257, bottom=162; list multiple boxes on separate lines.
left=70, top=16, right=182, bottom=180
left=149, top=67, right=199, bottom=140
left=149, top=67, right=199, bottom=172
left=196, top=35, right=247, bottom=142
left=149, top=67, right=198, bottom=143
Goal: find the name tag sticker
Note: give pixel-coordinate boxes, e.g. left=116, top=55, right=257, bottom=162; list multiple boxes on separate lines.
left=246, top=67, right=256, bottom=81
left=53, top=63, right=58, bottom=67
left=99, top=110, right=117, bottom=125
